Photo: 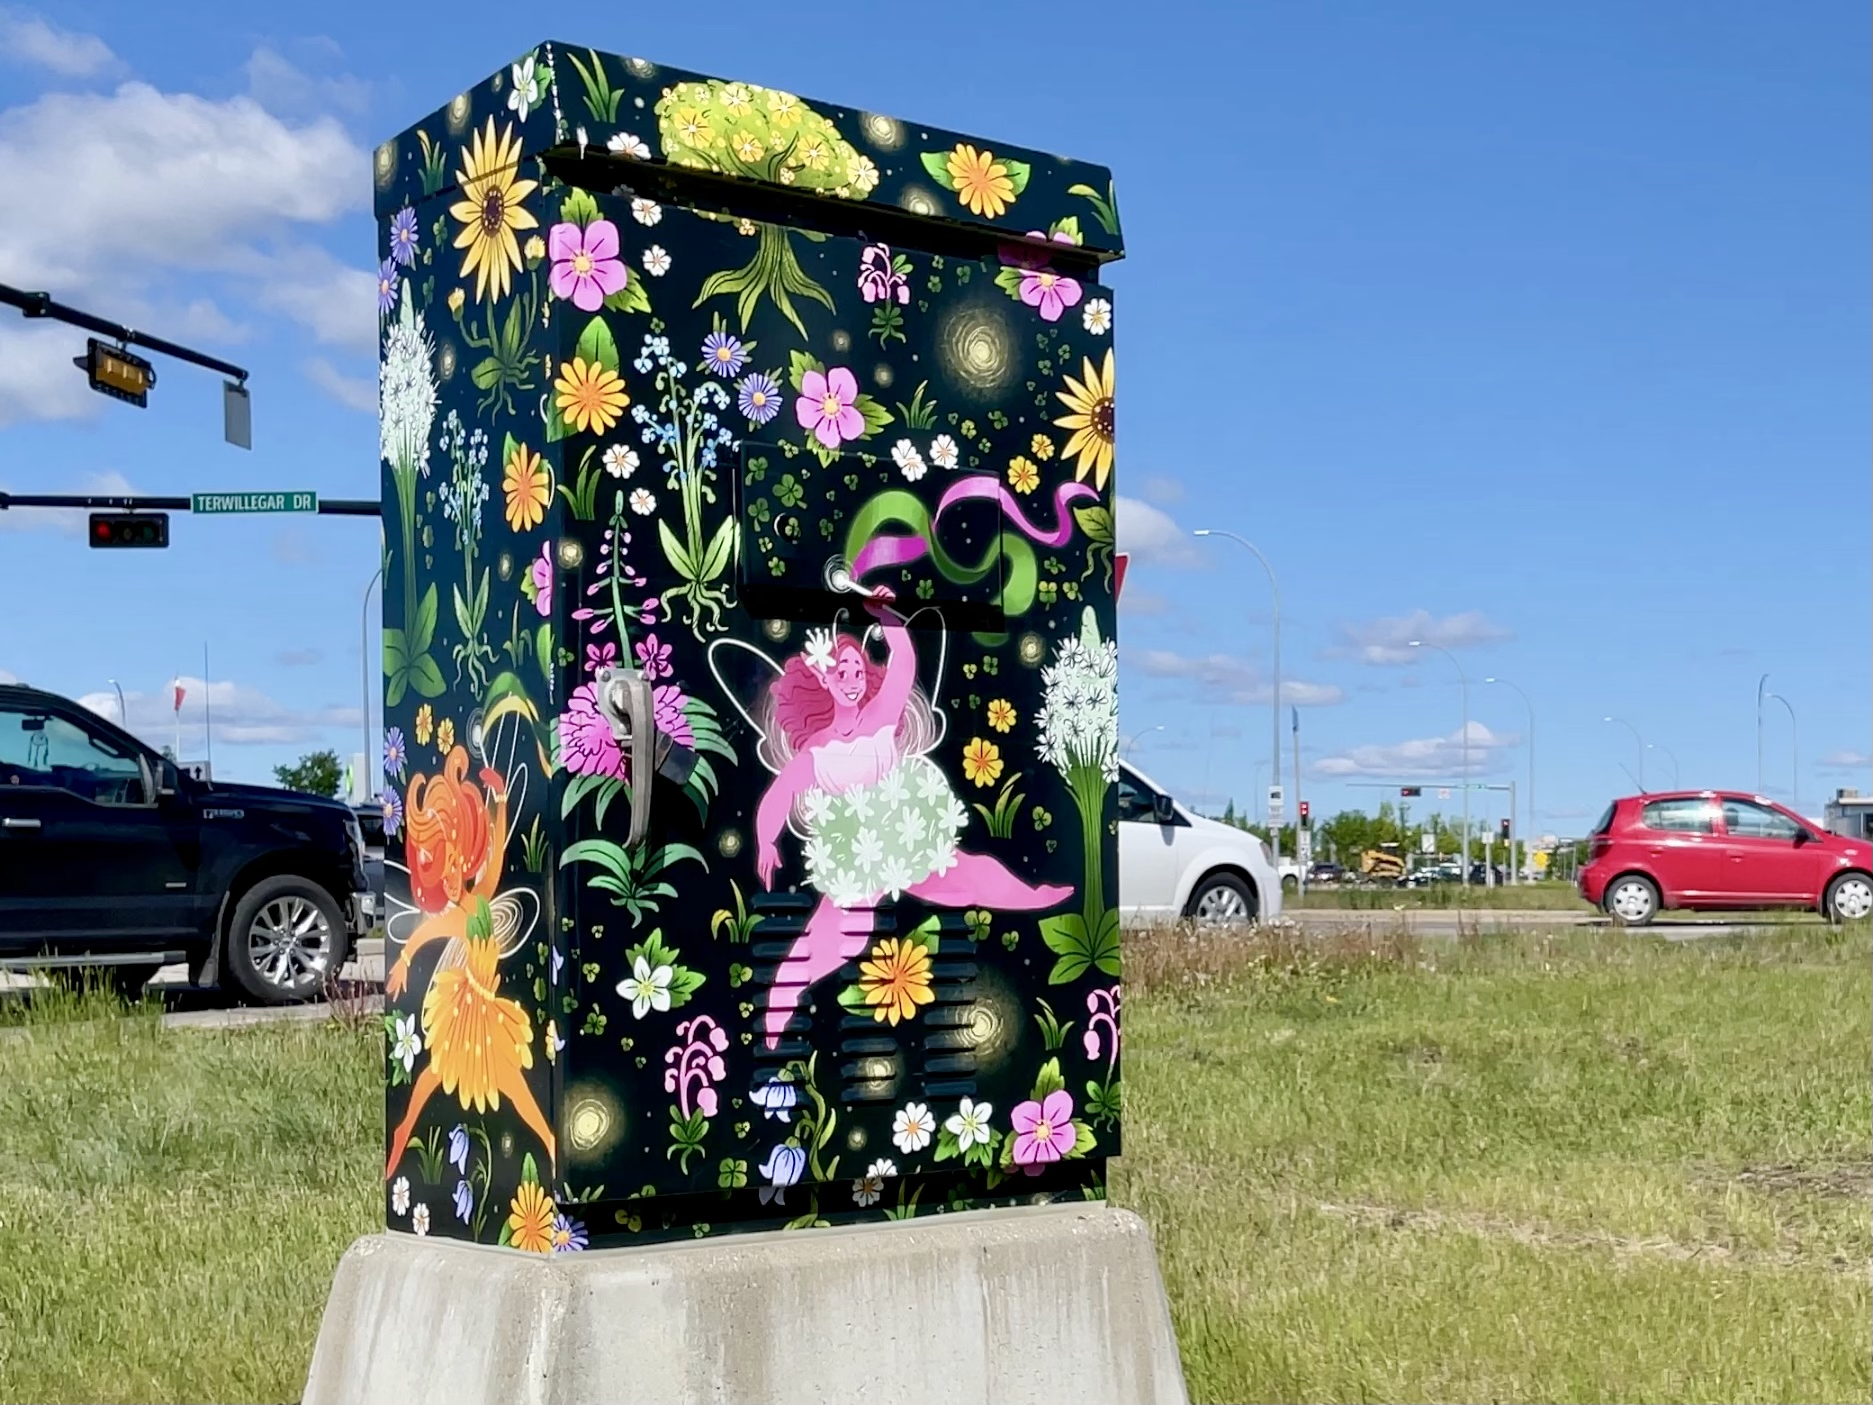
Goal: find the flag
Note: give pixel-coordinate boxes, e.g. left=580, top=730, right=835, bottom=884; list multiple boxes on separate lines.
left=173, top=680, right=186, bottom=712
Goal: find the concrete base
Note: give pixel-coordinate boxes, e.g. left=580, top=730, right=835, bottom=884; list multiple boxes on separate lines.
left=304, top=1202, right=1186, bottom=1405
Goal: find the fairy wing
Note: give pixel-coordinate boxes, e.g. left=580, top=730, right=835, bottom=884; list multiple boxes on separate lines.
left=706, top=636, right=789, bottom=774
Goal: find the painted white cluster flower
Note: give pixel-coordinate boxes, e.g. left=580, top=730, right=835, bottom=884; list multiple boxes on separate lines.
left=378, top=281, right=436, bottom=476
left=1034, top=606, right=1119, bottom=784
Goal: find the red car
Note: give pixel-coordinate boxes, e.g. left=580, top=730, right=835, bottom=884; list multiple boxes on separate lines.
left=1580, top=791, right=1873, bottom=925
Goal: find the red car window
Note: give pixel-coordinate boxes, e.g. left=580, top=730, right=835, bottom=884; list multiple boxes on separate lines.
left=1639, top=798, right=1715, bottom=834
left=1720, top=798, right=1802, bottom=840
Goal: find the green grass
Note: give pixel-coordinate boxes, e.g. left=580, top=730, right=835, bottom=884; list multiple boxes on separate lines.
left=0, top=931, right=1867, bottom=1403
left=1292, top=880, right=1592, bottom=910
left=1114, top=922, right=1872, bottom=1403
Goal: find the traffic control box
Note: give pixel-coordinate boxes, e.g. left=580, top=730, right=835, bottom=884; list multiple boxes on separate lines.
left=374, top=43, right=1123, bottom=1249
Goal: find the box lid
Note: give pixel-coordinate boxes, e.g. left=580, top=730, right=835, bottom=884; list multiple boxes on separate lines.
left=373, top=41, right=1123, bottom=260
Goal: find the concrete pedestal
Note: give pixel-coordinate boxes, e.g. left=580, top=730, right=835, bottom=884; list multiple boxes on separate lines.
left=303, top=1202, right=1186, bottom=1405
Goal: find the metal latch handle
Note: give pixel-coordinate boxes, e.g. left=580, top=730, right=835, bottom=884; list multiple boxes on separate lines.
left=593, top=667, right=655, bottom=847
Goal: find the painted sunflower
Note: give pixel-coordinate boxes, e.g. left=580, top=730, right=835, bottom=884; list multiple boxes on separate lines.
left=450, top=118, right=539, bottom=305
left=1053, top=349, right=1115, bottom=492
left=507, top=1181, right=556, bottom=1254
left=555, top=356, right=629, bottom=436
left=858, top=938, right=934, bottom=1027
left=502, top=442, right=550, bottom=531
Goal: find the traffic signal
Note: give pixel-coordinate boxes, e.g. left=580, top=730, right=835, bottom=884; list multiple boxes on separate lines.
left=1499, top=817, right=1511, bottom=840
left=76, top=338, right=155, bottom=407
left=1400, top=786, right=1422, bottom=798
left=89, top=512, right=169, bottom=548
left=1298, top=799, right=1311, bottom=825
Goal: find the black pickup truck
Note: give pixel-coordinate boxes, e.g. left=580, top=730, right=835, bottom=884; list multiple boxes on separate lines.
left=0, top=682, right=370, bottom=1003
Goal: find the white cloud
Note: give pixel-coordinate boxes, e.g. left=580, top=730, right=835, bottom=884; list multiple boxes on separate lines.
left=277, top=648, right=323, bottom=667
left=1119, top=587, right=1168, bottom=617
left=0, top=75, right=369, bottom=422
left=244, top=44, right=372, bottom=119
left=303, top=355, right=376, bottom=413
left=0, top=319, right=96, bottom=424
left=77, top=676, right=358, bottom=749
left=1314, top=721, right=1515, bottom=779
left=0, top=469, right=135, bottom=532
left=0, top=667, right=19, bottom=684
left=1333, top=609, right=1514, bottom=666
left=1128, top=647, right=1344, bottom=707
left=0, top=8, right=120, bottom=77
left=1818, top=749, right=1871, bottom=771
left=1140, top=475, right=1184, bottom=505
left=1115, top=495, right=1203, bottom=569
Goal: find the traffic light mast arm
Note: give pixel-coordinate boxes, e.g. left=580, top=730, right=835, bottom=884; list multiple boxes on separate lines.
left=0, top=493, right=380, bottom=517
left=1, top=283, right=249, bottom=385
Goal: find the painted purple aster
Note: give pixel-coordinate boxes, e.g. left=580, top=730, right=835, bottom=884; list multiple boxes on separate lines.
left=700, top=330, right=747, bottom=378
left=380, top=788, right=403, bottom=837
left=382, top=726, right=406, bottom=778
left=389, top=207, right=420, bottom=267
left=552, top=1214, right=589, bottom=1252
left=736, top=372, right=781, bottom=425
left=376, top=258, right=398, bottom=316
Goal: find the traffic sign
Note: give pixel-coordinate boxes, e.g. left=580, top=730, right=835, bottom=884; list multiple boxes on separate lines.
left=191, top=491, right=318, bottom=514
left=1267, top=783, right=1284, bottom=821
left=1437, top=787, right=1451, bottom=800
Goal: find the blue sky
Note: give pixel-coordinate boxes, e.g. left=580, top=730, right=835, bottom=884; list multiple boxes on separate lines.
left=0, top=1, right=1866, bottom=833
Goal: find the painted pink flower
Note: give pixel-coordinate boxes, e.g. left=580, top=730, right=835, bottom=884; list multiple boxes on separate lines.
left=585, top=641, right=619, bottom=674
left=1010, top=1089, right=1077, bottom=1168
left=1019, top=266, right=1082, bottom=322
left=635, top=632, right=672, bottom=680
left=653, top=684, right=694, bottom=749
left=697, top=1086, right=718, bottom=1119
left=794, top=366, right=865, bottom=449
left=559, top=684, right=626, bottom=778
left=548, top=220, right=628, bottom=312
left=529, top=543, right=554, bottom=618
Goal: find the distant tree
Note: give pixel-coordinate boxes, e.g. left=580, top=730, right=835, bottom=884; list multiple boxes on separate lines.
left=275, top=749, right=343, bottom=798
left=1221, top=798, right=1237, bottom=826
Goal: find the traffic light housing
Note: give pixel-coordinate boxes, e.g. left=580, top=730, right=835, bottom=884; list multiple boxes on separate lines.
left=89, top=512, right=169, bottom=548
left=1298, top=799, right=1311, bottom=825
left=1499, top=817, right=1511, bottom=840
left=76, top=338, right=155, bottom=407
left=1400, top=786, right=1422, bottom=798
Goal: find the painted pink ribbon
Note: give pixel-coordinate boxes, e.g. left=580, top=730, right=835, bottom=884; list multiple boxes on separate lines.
left=850, top=477, right=1098, bottom=582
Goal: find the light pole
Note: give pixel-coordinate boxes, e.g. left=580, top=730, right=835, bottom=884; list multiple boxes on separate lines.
left=1120, top=724, right=1164, bottom=757
left=1411, top=640, right=1470, bottom=883
left=1603, top=715, right=1644, bottom=791
left=1756, top=672, right=1769, bottom=796
left=108, top=678, right=127, bottom=727
left=1766, top=691, right=1797, bottom=810
left=1193, top=528, right=1281, bottom=871
left=362, top=565, right=383, bottom=803
left=1647, top=743, right=1680, bottom=790
left=1485, top=676, right=1534, bottom=883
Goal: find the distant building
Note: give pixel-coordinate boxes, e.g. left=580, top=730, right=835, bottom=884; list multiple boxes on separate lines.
left=1823, top=788, right=1872, bottom=842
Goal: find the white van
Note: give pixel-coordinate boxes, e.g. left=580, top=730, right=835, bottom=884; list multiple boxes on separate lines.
left=1117, top=761, right=1282, bottom=924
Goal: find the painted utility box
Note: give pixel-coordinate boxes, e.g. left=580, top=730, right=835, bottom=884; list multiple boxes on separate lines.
left=374, top=43, right=1123, bottom=1250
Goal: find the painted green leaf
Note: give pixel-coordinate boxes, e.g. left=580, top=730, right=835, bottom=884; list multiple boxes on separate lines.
left=1002, top=158, right=1032, bottom=197
left=992, top=266, right=1024, bottom=298
left=853, top=394, right=893, bottom=438
left=919, top=150, right=957, bottom=190
left=786, top=348, right=825, bottom=393
left=603, top=277, right=652, bottom=316
left=561, top=189, right=601, bottom=227
left=1029, top=1057, right=1066, bottom=1102
left=1073, top=505, right=1114, bottom=546
left=658, top=518, right=695, bottom=578
left=411, top=584, right=438, bottom=655
left=407, top=653, right=447, bottom=698
left=470, top=356, right=502, bottom=391
left=575, top=315, right=620, bottom=373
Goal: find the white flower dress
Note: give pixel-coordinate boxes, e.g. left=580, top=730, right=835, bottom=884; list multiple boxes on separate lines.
left=798, top=725, right=967, bottom=907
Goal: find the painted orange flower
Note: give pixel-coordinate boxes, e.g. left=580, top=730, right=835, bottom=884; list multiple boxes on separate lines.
left=507, top=1180, right=556, bottom=1254
left=945, top=143, right=1016, bottom=219
left=1006, top=456, right=1040, bottom=494
left=962, top=736, right=1004, bottom=788
left=858, top=937, right=934, bottom=1026
left=1054, top=348, right=1116, bottom=492
left=555, top=355, right=629, bottom=436
left=449, top=118, right=539, bottom=304
left=986, top=699, right=1017, bottom=733
left=502, top=442, right=550, bottom=531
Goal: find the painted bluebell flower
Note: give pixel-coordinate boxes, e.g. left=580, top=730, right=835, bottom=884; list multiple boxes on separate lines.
left=452, top=1178, right=474, bottom=1222
left=389, top=206, right=419, bottom=266
left=759, top=1143, right=805, bottom=1187
left=751, top=1079, right=798, bottom=1122
left=448, top=1123, right=470, bottom=1175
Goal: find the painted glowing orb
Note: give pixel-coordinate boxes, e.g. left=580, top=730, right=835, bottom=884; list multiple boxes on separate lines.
left=937, top=301, right=1015, bottom=397
left=859, top=112, right=903, bottom=150
left=567, top=1092, right=620, bottom=1153
left=897, top=185, right=941, bottom=217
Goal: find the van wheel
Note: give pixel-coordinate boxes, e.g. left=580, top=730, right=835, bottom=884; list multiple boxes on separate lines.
left=1603, top=874, right=1659, bottom=927
left=225, top=875, right=348, bottom=1005
left=1186, top=873, right=1257, bottom=926
left=1824, top=872, right=1873, bottom=924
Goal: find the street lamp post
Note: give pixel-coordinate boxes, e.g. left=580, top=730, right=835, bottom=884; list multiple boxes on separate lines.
left=1193, top=529, right=1281, bottom=872
left=1603, top=715, right=1645, bottom=791
left=1647, top=743, right=1680, bottom=790
left=362, top=566, right=383, bottom=804
left=108, top=678, right=127, bottom=727
left=1485, top=676, right=1533, bottom=884
left=1756, top=673, right=1769, bottom=796
left=1411, top=640, right=1470, bottom=883
left=1766, top=691, right=1797, bottom=810
left=1120, top=724, right=1164, bottom=757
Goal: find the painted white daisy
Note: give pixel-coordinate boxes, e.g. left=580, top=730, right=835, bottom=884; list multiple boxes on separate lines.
left=1082, top=298, right=1113, bottom=335
left=607, top=132, right=651, bottom=159
left=929, top=434, right=959, bottom=470
left=391, top=1176, right=411, bottom=1216
left=891, top=438, right=927, bottom=482
left=631, top=198, right=663, bottom=227
left=945, top=1097, right=995, bottom=1151
left=508, top=57, right=541, bottom=122
left=852, top=1172, right=884, bottom=1208
left=603, top=444, right=639, bottom=479
left=642, top=245, right=672, bottom=277
left=390, top=1013, right=422, bottom=1074
left=616, top=955, right=673, bottom=1018
left=892, top=1102, right=934, bottom=1153
left=411, top=1203, right=431, bottom=1236
left=629, top=487, right=657, bottom=515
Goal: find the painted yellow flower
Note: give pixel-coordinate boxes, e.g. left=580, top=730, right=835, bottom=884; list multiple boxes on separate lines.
left=1006, top=456, right=1040, bottom=494
left=673, top=106, right=713, bottom=147
left=436, top=718, right=456, bottom=753
left=946, top=143, right=1016, bottom=219
left=507, top=1181, right=555, bottom=1254
left=502, top=442, right=550, bottom=531
left=801, top=139, right=829, bottom=171
left=555, top=356, right=629, bottom=436
left=858, top=938, right=933, bottom=1027
left=767, top=90, right=801, bottom=125
left=447, top=287, right=466, bottom=315
left=986, top=699, right=1017, bottom=733
left=414, top=704, right=434, bottom=745
left=962, top=736, right=1004, bottom=788
left=449, top=118, right=538, bottom=304
left=1054, top=348, right=1116, bottom=491
left=1030, top=433, right=1055, bottom=462
left=733, top=131, right=764, bottom=163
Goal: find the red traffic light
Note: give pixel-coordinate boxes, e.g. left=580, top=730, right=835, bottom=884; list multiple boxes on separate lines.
left=1298, top=799, right=1311, bottom=823
left=88, top=512, right=169, bottom=548
left=1399, top=786, right=1422, bottom=798
left=1499, top=818, right=1511, bottom=838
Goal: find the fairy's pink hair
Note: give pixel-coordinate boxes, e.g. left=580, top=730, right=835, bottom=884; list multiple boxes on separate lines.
left=766, top=634, right=884, bottom=753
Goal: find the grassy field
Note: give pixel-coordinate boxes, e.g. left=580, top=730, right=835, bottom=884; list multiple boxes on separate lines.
left=1291, top=880, right=1593, bottom=910
left=0, top=927, right=1867, bottom=1403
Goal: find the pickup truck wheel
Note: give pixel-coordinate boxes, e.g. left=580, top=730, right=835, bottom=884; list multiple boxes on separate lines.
left=225, top=876, right=348, bottom=1005
left=1186, top=872, right=1257, bottom=926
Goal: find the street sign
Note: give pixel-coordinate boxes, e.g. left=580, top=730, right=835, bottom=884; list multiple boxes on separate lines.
left=1437, top=787, right=1451, bottom=800
left=1420, top=832, right=1436, bottom=854
left=1267, top=783, right=1284, bottom=821
left=191, top=491, right=317, bottom=514
left=1296, top=829, right=1312, bottom=866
